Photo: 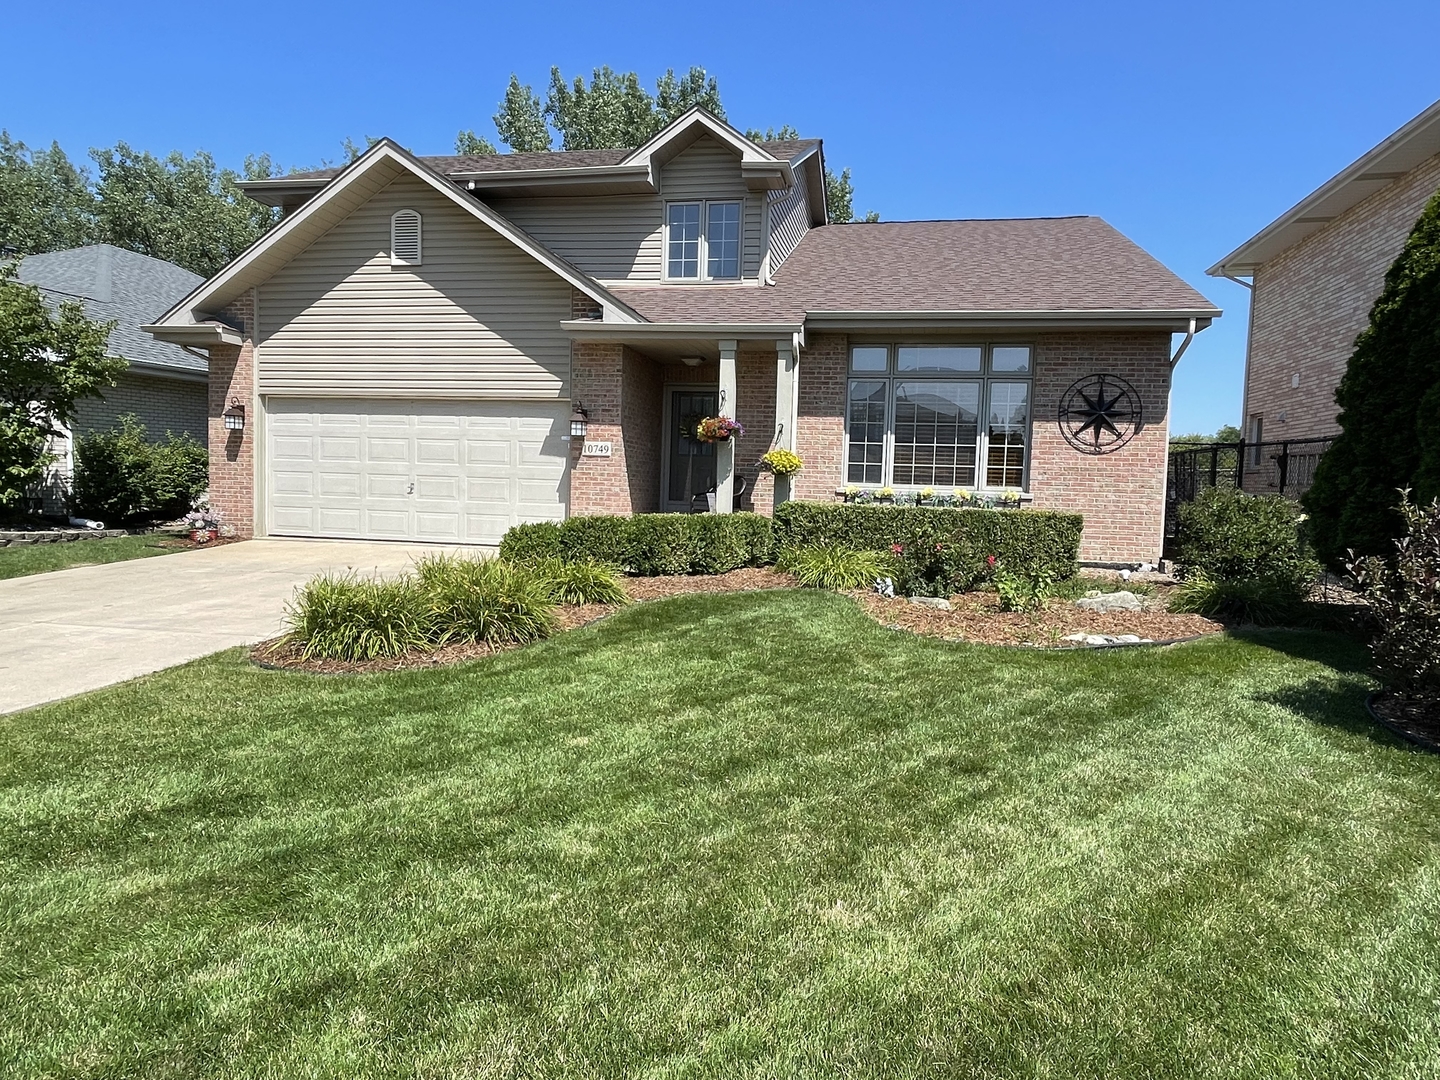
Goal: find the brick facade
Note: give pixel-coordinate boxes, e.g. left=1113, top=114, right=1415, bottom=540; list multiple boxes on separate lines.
left=1245, top=150, right=1440, bottom=441
left=569, top=342, right=664, bottom=515
left=73, top=372, right=208, bottom=445
left=792, top=333, right=849, bottom=502
left=207, top=294, right=256, bottom=537
left=1027, top=331, right=1172, bottom=563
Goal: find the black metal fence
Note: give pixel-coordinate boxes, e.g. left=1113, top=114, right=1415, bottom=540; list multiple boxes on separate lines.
left=1165, top=437, right=1334, bottom=537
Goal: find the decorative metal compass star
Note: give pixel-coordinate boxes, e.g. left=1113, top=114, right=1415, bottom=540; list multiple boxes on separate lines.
left=1058, top=374, right=1142, bottom=455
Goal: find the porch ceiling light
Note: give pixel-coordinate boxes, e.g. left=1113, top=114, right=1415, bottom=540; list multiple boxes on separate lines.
left=569, top=403, right=589, bottom=439
left=223, top=398, right=246, bottom=431
left=680, top=356, right=702, bottom=367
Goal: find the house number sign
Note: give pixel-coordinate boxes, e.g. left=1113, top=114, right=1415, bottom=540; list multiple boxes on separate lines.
left=582, top=440, right=613, bottom=457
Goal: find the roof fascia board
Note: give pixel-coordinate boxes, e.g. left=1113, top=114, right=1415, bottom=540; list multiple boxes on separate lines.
left=140, top=321, right=245, bottom=346
left=454, top=162, right=653, bottom=185
left=803, top=310, right=1217, bottom=331
left=149, top=139, right=642, bottom=335
left=125, top=360, right=210, bottom=383
left=562, top=319, right=801, bottom=340
left=1208, top=97, right=1440, bottom=276
left=621, top=107, right=779, bottom=167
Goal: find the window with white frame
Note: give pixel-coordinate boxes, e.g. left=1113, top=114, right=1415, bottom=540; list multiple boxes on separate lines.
left=666, top=200, right=741, bottom=280
left=845, top=344, right=1033, bottom=490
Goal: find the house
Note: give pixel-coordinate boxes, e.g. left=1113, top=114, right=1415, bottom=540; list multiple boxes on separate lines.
left=17, top=245, right=207, bottom=508
left=145, top=109, right=1219, bottom=563
left=1208, top=98, right=1440, bottom=483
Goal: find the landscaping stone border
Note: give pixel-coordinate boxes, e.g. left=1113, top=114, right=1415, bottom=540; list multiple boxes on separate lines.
left=0, top=528, right=130, bottom=546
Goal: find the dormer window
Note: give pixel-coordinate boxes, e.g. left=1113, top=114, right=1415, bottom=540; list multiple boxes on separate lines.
left=391, top=209, right=422, bottom=266
left=666, top=200, right=741, bottom=281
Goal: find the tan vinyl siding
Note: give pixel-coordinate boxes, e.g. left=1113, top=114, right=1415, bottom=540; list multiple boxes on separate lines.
left=487, top=195, right=663, bottom=281
left=659, top=136, right=763, bottom=279
left=257, top=174, right=572, bottom=399
left=767, top=180, right=810, bottom=272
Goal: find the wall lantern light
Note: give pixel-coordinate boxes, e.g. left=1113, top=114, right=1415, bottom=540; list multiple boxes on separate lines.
left=569, top=402, right=589, bottom=440
left=223, top=398, right=246, bottom=431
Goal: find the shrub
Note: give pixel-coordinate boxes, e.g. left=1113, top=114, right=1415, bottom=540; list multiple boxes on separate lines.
left=1166, top=571, right=1308, bottom=626
left=414, top=555, right=556, bottom=646
left=778, top=545, right=889, bottom=590
left=773, top=502, right=1081, bottom=590
left=283, top=573, right=434, bottom=661
left=1304, top=189, right=1440, bottom=563
left=71, top=415, right=207, bottom=523
left=557, top=515, right=632, bottom=566
left=499, top=513, right=776, bottom=576
left=628, top=514, right=701, bottom=576
left=1174, top=487, right=1317, bottom=588
left=530, top=557, right=628, bottom=605
left=498, top=520, right=563, bottom=564
left=1348, top=493, right=1440, bottom=701
left=994, top=566, right=1059, bottom=613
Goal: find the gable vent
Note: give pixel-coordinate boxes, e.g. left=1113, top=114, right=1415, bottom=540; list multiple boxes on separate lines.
left=391, top=209, right=422, bottom=266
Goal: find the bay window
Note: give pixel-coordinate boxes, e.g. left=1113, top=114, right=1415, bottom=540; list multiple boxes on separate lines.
left=666, top=200, right=742, bottom=280
left=845, top=344, right=1033, bottom=491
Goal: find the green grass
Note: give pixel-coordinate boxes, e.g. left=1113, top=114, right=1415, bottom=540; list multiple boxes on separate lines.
left=3, top=590, right=1440, bottom=1078
left=0, top=532, right=186, bottom=580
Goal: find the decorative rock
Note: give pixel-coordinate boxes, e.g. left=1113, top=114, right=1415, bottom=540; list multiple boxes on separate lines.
left=1062, top=632, right=1155, bottom=647
left=1074, top=590, right=1143, bottom=613
left=909, top=596, right=952, bottom=611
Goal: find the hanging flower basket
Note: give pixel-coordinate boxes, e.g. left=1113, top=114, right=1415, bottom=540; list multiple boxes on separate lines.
left=759, top=448, right=803, bottom=476
left=695, top=416, right=745, bottom=443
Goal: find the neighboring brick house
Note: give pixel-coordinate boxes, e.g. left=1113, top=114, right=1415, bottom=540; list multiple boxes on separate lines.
left=147, top=108, right=1219, bottom=563
left=17, top=245, right=207, bottom=509
left=1209, top=98, right=1440, bottom=468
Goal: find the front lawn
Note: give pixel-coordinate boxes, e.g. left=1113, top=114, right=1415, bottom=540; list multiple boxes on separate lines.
left=0, top=532, right=190, bottom=581
left=3, top=590, right=1439, bottom=1078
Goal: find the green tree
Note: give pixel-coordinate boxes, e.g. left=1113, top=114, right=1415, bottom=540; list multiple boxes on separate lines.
left=654, top=67, right=725, bottom=124
left=1305, top=189, right=1440, bottom=562
left=823, top=166, right=879, bottom=225
left=490, top=75, right=551, bottom=152
left=0, top=264, right=125, bottom=512
left=454, top=131, right=498, bottom=156
left=1170, top=424, right=1242, bottom=448
left=545, top=66, right=659, bottom=150
left=0, top=132, right=96, bottom=255
left=90, top=143, right=281, bottom=278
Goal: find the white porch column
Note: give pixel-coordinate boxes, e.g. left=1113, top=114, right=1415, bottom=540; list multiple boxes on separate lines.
left=773, top=336, right=799, bottom=505
left=716, top=338, right=738, bottom=513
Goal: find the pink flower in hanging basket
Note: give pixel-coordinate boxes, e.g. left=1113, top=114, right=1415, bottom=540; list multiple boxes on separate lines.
left=694, top=416, right=745, bottom=443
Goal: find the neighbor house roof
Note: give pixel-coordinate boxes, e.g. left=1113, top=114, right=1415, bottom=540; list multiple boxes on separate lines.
left=1208, top=97, right=1440, bottom=277
left=16, top=245, right=206, bottom=378
left=607, top=217, right=1220, bottom=328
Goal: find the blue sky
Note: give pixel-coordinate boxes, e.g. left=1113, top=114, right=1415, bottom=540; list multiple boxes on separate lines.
left=5, top=0, right=1438, bottom=434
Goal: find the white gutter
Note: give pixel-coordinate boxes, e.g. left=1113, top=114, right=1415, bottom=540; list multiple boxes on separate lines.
left=562, top=319, right=802, bottom=340
left=804, top=310, right=1218, bottom=331
left=1169, top=318, right=1197, bottom=369
left=1223, top=274, right=1254, bottom=291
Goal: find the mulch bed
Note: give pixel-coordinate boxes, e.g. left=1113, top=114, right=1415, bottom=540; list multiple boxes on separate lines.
left=1367, top=692, right=1440, bottom=753
left=154, top=535, right=243, bottom=551
left=622, top=567, right=797, bottom=600
left=854, top=590, right=1223, bottom=648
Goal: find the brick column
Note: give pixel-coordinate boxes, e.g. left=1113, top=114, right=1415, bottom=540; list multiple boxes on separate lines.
left=792, top=332, right=848, bottom=502
left=207, top=294, right=256, bottom=537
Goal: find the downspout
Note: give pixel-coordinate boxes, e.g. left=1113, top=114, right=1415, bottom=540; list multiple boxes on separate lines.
left=1223, top=274, right=1254, bottom=291
left=1169, top=317, right=1197, bottom=369
left=181, top=345, right=209, bottom=364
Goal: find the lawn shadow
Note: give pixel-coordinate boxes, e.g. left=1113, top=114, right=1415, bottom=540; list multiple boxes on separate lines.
left=1230, top=627, right=1373, bottom=675
left=1252, top=678, right=1406, bottom=749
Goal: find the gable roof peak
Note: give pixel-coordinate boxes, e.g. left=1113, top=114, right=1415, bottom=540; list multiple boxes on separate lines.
left=621, top=106, right=779, bottom=167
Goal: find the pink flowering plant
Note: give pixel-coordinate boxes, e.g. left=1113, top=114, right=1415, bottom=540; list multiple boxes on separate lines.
left=694, top=416, right=745, bottom=443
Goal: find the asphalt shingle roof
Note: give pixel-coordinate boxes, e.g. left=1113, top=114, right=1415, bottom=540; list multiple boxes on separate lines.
left=284, top=139, right=821, bottom=181
left=609, top=217, right=1220, bottom=323
left=17, top=246, right=206, bottom=374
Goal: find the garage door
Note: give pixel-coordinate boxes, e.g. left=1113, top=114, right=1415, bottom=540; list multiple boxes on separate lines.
left=265, top=399, right=569, bottom=544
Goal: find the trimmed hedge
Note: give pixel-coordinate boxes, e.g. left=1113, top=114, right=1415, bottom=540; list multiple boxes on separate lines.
left=773, top=501, right=1083, bottom=591
left=498, top=512, right=774, bottom=576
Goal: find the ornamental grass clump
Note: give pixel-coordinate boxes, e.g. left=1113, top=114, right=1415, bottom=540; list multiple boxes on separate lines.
left=778, top=545, right=888, bottom=590
left=530, top=557, right=628, bottom=605
left=1167, top=571, right=1309, bottom=627
left=283, top=573, right=434, bottom=661
left=1348, top=492, right=1440, bottom=703
left=413, top=555, right=557, bottom=646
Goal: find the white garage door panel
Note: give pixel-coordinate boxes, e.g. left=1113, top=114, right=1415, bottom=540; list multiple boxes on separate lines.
left=265, top=399, right=569, bottom=544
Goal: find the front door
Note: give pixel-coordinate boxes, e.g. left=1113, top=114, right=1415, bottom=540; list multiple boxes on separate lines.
left=662, top=388, right=717, bottom=513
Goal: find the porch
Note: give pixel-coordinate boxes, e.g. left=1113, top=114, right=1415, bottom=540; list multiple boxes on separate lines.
left=565, top=329, right=802, bottom=517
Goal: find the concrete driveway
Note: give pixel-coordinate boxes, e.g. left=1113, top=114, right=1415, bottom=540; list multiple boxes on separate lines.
left=0, top=539, right=467, bottom=714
